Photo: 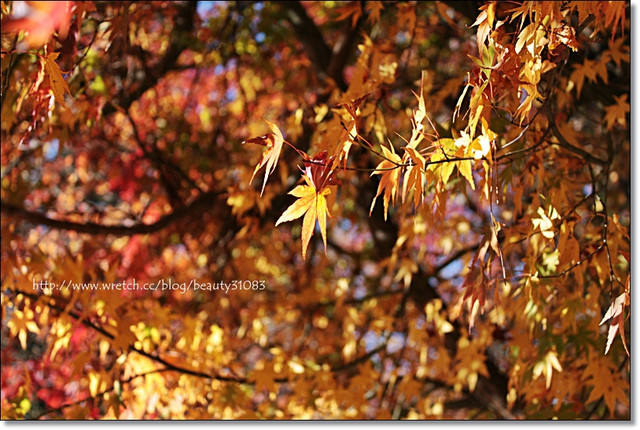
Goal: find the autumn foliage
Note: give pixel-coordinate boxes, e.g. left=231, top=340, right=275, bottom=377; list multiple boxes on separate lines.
left=0, top=1, right=630, bottom=420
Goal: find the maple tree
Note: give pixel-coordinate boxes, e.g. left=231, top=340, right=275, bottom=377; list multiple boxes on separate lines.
left=0, top=0, right=630, bottom=420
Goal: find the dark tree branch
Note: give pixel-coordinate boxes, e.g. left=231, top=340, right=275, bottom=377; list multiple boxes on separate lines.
left=275, top=2, right=332, bottom=73
left=275, top=1, right=350, bottom=90
left=442, top=1, right=482, bottom=22
left=350, top=166, right=515, bottom=418
left=102, top=1, right=198, bottom=116
left=549, top=121, right=607, bottom=166
left=327, top=10, right=365, bottom=91
left=1, top=190, right=221, bottom=236
left=5, top=287, right=247, bottom=384
left=125, top=113, right=184, bottom=209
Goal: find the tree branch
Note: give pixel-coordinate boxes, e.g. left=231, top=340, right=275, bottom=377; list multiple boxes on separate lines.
left=442, top=1, right=481, bottom=22
left=549, top=121, right=607, bottom=166
left=1, top=191, right=221, bottom=236
left=327, top=8, right=365, bottom=90
left=102, top=1, right=198, bottom=116
left=350, top=159, right=514, bottom=418
left=275, top=1, right=351, bottom=90
left=6, top=286, right=246, bottom=385
left=274, top=2, right=332, bottom=78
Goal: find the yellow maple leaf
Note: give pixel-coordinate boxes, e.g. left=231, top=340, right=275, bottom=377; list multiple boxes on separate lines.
left=276, top=176, right=331, bottom=259
left=532, top=350, right=563, bottom=389
left=531, top=205, right=560, bottom=239
left=455, top=160, right=474, bottom=190
left=7, top=308, right=40, bottom=349
left=472, top=2, right=496, bottom=56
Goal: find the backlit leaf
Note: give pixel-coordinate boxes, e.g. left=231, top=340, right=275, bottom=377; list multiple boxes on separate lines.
left=43, top=53, right=71, bottom=109
left=247, top=119, right=285, bottom=196
left=599, top=292, right=629, bottom=355
left=276, top=179, right=332, bottom=259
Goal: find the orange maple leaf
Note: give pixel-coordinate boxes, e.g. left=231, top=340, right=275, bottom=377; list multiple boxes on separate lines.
left=43, top=52, right=71, bottom=109
left=334, top=2, right=362, bottom=28
left=369, top=144, right=402, bottom=220
left=253, top=360, right=281, bottom=393
left=401, top=146, right=425, bottom=209
left=457, top=240, right=491, bottom=332
left=603, top=94, right=629, bottom=131
left=582, top=355, right=629, bottom=417
left=365, top=2, right=384, bottom=25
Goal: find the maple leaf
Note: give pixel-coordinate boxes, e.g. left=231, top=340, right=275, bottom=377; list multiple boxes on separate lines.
left=370, top=144, right=402, bottom=220
left=548, top=22, right=578, bottom=52
left=531, top=205, right=560, bottom=239
left=335, top=120, right=357, bottom=167
left=365, top=2, right=384, bottom=25
left=0, top=0, right=632, bottom=420
left=110, top=326, right=137, bottom=354
left=472, top=2, right=496, bottom=56
left=276, top=155, right=337, bottom=258
left=451, top=132, right=477, bottom=190
left=603, top=94, right=629, bottom=131
left=425, top=299, right=454, bottom=337
left=602, top=1, right=626, bottom=42
left=582, top=355, right=629, bottom=417
left=401, top=146, right=425, bottom=209
left=532, top=350, right=563, bottom=389
left=454, top=336, right=489, bottom=392
left=460, top=266, right=488, bottom=332
left=334, top=2, right=362, bottom=28
left=515, top=21, right=536, bottom=55
left=253, top=360, right=280, bottom=393
left=335, top=94, right=369, bottom=166
left=605, top=37, right=630, bottom=68
left=514, top=83, right=541, bottom=123
left=7, top=308, right=40, bottom=349
left=408, top=74, right=428, bottom=145
left=570, top=60, right=599, bottom=98
left=43, top=52, right=71, bottom=109
left=457, top=240, right=490, bottom=332
left=245, top=119, right=284, bottom=196
left=599, top=291, right=629, bottom=355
